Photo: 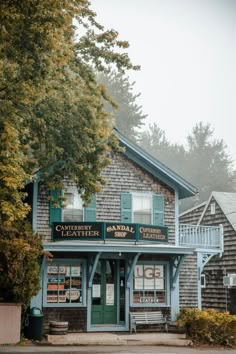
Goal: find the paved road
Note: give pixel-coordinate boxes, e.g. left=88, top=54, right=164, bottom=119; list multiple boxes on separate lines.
left=1, top=346, right=236, bottom=354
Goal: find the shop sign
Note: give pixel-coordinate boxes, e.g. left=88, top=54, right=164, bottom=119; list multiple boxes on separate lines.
left=48, top=277, right=65, bottom=284
left=134, top=265, right=164, bottom=290
left=52, top=222, right=168, bottom=243
left=66, top=266, right=81, bottom=277
left=66, top=289, right=80, bottom=301
left=138, top=225, right=168, bottom=242
left=140, top=297, right=159, bottom=303
left=53, top=222, right=103, bottom=240
left=47, top=284, right=64, bottom=290
left=47, top=266, right=66, bottom=274
left=47, top=295, right=66, bottom=303
left=106, top=223, right=136, bottom=240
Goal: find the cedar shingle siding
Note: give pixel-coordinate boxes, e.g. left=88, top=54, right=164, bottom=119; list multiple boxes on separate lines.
left=37, top=153, right=176, bottom=243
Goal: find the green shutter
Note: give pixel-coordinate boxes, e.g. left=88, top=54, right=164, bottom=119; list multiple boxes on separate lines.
left=84, top=194, right=96, bottom=221
left=121, top=193, right=132, bottom=223
left=153, top=194, right=164, bottom=226
left=49, top=189, right=62, bottom=225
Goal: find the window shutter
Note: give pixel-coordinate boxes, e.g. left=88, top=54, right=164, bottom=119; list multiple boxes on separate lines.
left=153, top=194, right=164, bottom=226
left=121, top=193, right=132, bottom=223
left=84, top=194, right=96, bottom=221
left=49, top=189, right=62, bottom=225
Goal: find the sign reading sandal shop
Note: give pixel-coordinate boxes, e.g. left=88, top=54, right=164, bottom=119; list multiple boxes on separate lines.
left=52, top=222, right=168, bottom=243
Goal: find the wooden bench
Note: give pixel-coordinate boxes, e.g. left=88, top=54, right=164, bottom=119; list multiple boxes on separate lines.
left=130, top=311, right=169, bottom=334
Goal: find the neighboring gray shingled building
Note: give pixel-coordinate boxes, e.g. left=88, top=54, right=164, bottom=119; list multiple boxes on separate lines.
left=180, top=192, right=236, bottom=313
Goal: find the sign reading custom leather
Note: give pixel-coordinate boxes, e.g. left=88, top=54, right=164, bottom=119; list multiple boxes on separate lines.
left=52, top=222, right=168, bottom=243
left=139, top=225, right=168, bottom=242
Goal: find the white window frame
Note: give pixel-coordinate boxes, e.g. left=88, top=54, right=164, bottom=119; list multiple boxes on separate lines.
left=130, top=261, right=170, bottom=307
left=201, top=274, right=206, bottom=288
left=210, top=202, right=216, bottom=215
left=131, top=192, right=153, bottom=225
left=43, top=259, right=87, bottom=308
left=62, top=186, right=84, bottom=222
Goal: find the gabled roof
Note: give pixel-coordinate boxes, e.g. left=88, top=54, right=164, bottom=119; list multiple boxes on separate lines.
left=180, top=201, right=207, bottom=217
left=199, top=191, right=236, bottom=231
left=115, top=129, right=198, bottom=199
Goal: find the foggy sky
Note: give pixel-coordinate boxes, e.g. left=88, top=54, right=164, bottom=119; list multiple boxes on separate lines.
left=93, top=0, right=236, bottom=166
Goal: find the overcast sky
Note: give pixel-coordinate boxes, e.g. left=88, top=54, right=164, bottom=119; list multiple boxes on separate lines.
left=92, top=0, right=236, bottom=166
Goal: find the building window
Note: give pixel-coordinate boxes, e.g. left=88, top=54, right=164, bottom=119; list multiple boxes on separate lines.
left=133, top=194, right=152, bottom=224
left=210, top=203, right=216, bottom=215
left=132, top=263, right=168, bottom=305
left=121, top=192, right=164, bottom=226
left=44, top=260, right=86, bottom=307
left=201, top=274, right=206, bottom=288
left=63, top=186, right=83, bottom=222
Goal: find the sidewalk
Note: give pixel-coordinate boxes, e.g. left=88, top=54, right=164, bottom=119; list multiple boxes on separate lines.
left=46, top=332, right=192, bottom=346
left=0, top=332, right=192, bottom=352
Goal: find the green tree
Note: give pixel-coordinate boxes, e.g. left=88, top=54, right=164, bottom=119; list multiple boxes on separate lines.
left=0, top=0, right=137, bottom=308
left=139, top=123, right=187, bottom=175
left=97, top=71, right=147, bottom=141
left=184, top=122, right=236, bottom=204
left=139, top=122, right=236, bottom=210
left=0, top=0, right=138, bottom=226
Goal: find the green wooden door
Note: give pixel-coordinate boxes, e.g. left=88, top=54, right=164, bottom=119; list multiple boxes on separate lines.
left=91, top=260, right=117, bottom=325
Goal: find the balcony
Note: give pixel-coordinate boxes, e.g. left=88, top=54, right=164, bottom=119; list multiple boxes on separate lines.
left=179, top=224, right=223, bottom=252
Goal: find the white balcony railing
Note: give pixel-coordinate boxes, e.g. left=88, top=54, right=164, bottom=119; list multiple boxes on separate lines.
left=179, top=224, right=223, bottom=252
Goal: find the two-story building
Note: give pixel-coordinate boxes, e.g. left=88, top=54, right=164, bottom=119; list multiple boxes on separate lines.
left=30, top=130, right=223, bottom=333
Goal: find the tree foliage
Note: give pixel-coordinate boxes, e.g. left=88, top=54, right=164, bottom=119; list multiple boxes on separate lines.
left=97, top=71, right=147, bottom=141
left=0, top=0, right=137, bottom=307
left=0, top=223, right=43, bottom=305
left=0, top=0, right=138, bottom=226
left=139, top=122, right=236, bottom=209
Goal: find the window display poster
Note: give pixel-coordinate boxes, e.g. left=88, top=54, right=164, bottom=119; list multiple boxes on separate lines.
left=66, top=266, right=81, bottom=276
left=92, top=284, right=101, bottom=298
left=154, top=265, right=164, bottom=290
left=144, top=265, right=155, bottom=289
left=134, top=265, right=143, bottom=289
left=47, top=266, right=66, bottom=274
left=106, top=284, right=114, bottom=305
left=135, top=264, right=164, bottom=290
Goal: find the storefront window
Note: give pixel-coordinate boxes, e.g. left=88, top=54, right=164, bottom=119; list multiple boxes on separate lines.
left=133, top=263, right=167, bottom=305
left=45, top=260, right=86, bottom=306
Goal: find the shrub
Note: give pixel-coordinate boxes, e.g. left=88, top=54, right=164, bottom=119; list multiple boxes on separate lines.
left=177, top=308, right=236, bottom=347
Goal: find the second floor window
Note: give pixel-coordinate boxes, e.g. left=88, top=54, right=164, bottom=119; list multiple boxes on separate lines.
left=63, top=186, right=83, bottom=222
left=133, top=194, right=152, bottom=224
left=121, top=192, right=164, bottom=226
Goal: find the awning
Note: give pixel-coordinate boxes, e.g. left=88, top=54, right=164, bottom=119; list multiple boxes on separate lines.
left=43, top=241, right=195, bottom=255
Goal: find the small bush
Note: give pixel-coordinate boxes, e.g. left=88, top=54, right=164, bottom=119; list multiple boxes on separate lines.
left=177, top=308, right=236, bottom=347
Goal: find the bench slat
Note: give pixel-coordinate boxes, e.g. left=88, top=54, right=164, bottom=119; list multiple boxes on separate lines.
left=130, top=311, right=169, bottom=334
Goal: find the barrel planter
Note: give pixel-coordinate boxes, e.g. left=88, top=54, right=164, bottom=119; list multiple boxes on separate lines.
left=49, top=321, right=68, bottom=335
left=0, top=303, right=22, bottom=344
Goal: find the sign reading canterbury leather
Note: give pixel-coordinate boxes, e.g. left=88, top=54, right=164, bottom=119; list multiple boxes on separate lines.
left=53, top=222, right=103, bottom=240
left=106, top=223, right=136, bottom=240
left=139, top=225, right=168, bottom=242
